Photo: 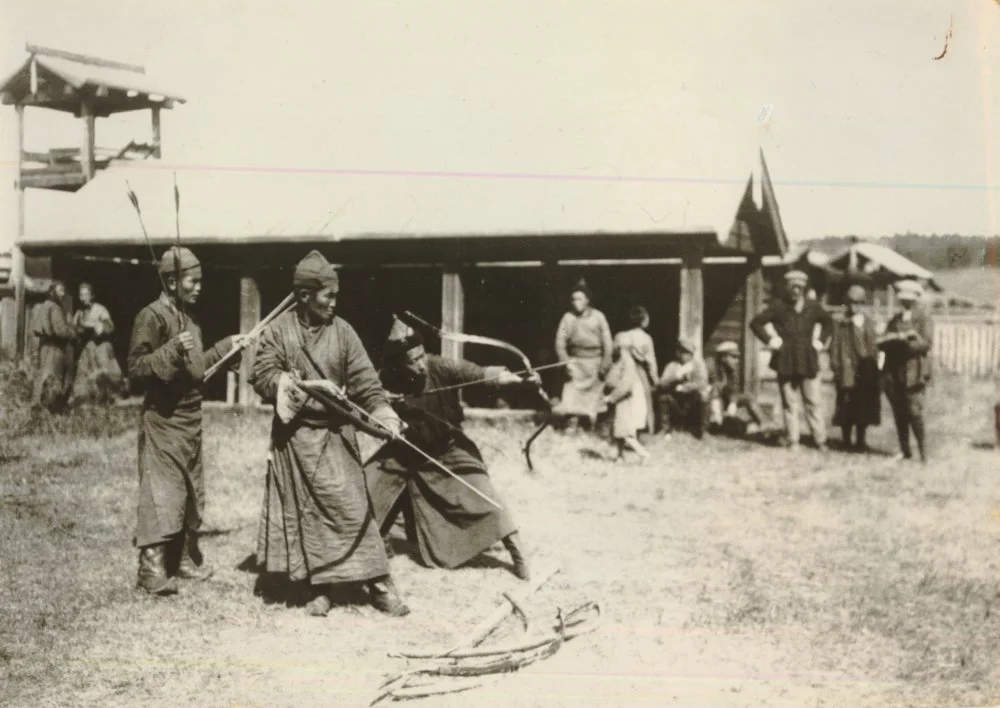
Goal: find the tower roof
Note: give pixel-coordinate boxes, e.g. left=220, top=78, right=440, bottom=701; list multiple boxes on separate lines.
left=0, top=44, right=184, bottom=115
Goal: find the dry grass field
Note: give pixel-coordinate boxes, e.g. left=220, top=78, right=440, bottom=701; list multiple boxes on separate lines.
left=3, top=364, right=1000, bottom=707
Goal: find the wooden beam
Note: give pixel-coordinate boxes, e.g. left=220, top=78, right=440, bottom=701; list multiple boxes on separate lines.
left=80, top=99, right=95, bottom=181
left=12, top=104, right=27, bottom=359
left=441, top=268, right=464, bottom=360
left=741, top=267, right=764, bottom=395
left=151, top=106, right=162, bottom=158
left=678, top=251, right=704, bottom=358
left=26, top=43, right=146, bottom=73
left=238, top=275, right=261, bottom=408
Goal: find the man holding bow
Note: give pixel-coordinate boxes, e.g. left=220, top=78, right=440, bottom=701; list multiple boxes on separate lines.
left=365, top=317, right=532, bottom=581
left=249, top=250, right=409, bottom=618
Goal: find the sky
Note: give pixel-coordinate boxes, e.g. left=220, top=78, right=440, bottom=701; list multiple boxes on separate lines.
left=1, top=0, right=998, bottom=251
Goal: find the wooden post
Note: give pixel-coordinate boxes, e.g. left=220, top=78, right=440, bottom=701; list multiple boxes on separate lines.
left=741, top=266, right=763, bottom=395
left=441, top=267, right=464, bottom=361
left=80, top=99, right=95, bottom=181
left=678, top=250, right=704, bottom=358
left=238, top=275, right=261, bottom=407
left=12, top=103, right=27, bottom=359
left=151, top=106, right=162, bottom=159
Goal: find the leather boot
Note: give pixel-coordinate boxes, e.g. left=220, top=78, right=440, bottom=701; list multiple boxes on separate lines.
left=176, top=532, right=214, bottom=581
left=136, top=545, right=179, bottom=596
left=305, top=585, right=333, bottom=617
left=503, top=532, right=530, bottom=581
left=369, top=577, right=410, bottom=617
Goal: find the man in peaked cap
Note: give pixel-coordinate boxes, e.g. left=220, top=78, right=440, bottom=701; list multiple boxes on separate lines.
left=249, top=250, right=410, bottom=617
left=706, top=340, right=767, bottom=436
left=365, top=315, right=534, bottom=580
left=128, top=246, right=250, bottom=597
left=880, top=279, right=934, bottom=463
left=750, top=269, right=833, bottom=451
left=656, top=336, right=710, bottom=439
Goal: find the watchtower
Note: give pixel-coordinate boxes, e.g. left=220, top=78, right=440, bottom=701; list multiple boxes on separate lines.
left=0, top=43, right=185, bottom=358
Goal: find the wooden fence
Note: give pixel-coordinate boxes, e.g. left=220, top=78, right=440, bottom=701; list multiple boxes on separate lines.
left=934, top=319, right=1000, bottom=378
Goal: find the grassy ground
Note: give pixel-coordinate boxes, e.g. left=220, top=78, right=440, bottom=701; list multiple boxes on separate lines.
left=2, top=372, right=1000, bottom=707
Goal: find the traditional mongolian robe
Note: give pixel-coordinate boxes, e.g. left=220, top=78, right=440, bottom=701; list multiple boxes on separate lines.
left=830, top=313, right=881, bottom=430
left=32, top=298, right=76, bottom=409
left=71, top=302, right=125, bottom=404
left=604, top=343, right=646, bottom=440
left=616, top=327, right=657, bottom=433
left=365, top=355, right=517, bottom=569
left=128, top=294, right=233, bottom=548
left=554, top=308, right=613, bottom=421
left=250, top=312, right=397, bottom=586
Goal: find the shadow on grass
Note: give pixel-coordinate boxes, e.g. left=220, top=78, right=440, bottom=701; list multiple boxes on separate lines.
left=235, top=554, right=372, bottom=610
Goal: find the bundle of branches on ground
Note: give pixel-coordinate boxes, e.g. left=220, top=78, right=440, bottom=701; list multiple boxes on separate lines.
left=372, top=568, right=602, bottom=705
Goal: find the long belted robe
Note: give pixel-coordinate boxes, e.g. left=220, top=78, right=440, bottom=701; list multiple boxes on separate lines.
left=365, top=355, right=517, bottom=570
left=250, top=311, right=397, bottom=586
left=128, top=294, right=233, bottom=548
left=71, top=302, right=125, bottom=404
left=554, top=308, right=613, bottom=420
left=32, top=298, right=76, bottom=408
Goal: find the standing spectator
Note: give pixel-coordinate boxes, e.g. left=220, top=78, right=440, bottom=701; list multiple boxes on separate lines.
left=750, top=270, right=833, bottom=451
left=830, top=284, right=881, bottom=451
left=706, top=341, right=766, bottom=435
left=616, top=305, right=657, bottom=434
left=602, top=331, right=650, bottom=461
left=32, top=280, right=76, bottom=412
left=880, top=280, right=933, bottom=463
left=656, top=337, right=709, bottom=439
left=70, top=282, right=125, bottom=405
left=554, top=280, right=613, bottom=433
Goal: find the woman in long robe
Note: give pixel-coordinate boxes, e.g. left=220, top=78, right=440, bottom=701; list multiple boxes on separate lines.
left=554, top=280, right=613, bottom=431
left=615, top=305, right=657, bottom=434
left=250, top=249, right=407, bottom=617
left=32, top=281, right=76, bottom=412
left=830, top=285, right=881, bottom=451
left=71, top=282, right=125, bottom=404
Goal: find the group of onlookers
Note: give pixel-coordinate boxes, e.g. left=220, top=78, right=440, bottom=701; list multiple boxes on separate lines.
left=553, top=271, right=933, bottom=464
left=31, top=280, right=124, bottom=411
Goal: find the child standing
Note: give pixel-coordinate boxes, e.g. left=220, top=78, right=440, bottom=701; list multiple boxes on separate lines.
left=603, top=332, right=650, bottom=462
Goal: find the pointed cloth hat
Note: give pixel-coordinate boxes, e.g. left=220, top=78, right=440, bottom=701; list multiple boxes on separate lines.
left=158, top=246, right=201, bottom=275
left=383, top=314, right=424, bottom=363
left=293, top=250, right=339, bottom=290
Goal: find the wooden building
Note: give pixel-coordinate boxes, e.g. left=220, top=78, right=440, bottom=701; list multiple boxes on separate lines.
left=13, top=151, right=789, bottom=406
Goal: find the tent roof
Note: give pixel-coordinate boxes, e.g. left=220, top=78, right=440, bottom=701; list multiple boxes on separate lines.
left=827, top=242, right=942, bottom=291
left=20, top=155, right=780, bottom=254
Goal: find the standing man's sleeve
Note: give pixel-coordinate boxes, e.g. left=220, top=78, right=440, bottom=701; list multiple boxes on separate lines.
left=554, top=313, right=571, bottom=362
left=342, top=323, right=396, bottom=421
left=908, top=313, right=934, bottom=357
left=749, top=307, right=776, bottom=344
left=128, top=309, right=184, bottom=385
left=250, top=324, right=285, bottom=403
left=598, top=312, right=613, bottom=376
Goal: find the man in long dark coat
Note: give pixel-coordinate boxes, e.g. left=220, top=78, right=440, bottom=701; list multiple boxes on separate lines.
left=128, top=247, right=247, bottom=596
left=32, top=280, right=76, bottom=412
left=830, top=284, right=881, bottom=451
left=750, top=269, right=833, bottom=451
left=881, top=279, right=934, bottom=463
left=250, top=251, right=409, bottom=618
left=365, top=318, right=531, bottom=580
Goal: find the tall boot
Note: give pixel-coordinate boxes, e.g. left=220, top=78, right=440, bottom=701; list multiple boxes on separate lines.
left=176, top=531, right=214, bottom=581
left=136, top=544, right=179, bottom=596
left=503, top=532, right=530, bottom=581
left=368, top=577, right=410, bottom=617
left=856, top=426, right=868, bottom=452
left=912, top=416, right=927, bottom=464
left=305, top=584, right=333, bottom=617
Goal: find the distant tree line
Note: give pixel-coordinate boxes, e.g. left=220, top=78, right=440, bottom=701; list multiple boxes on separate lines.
left=803, top=234, right=1000, bottom=271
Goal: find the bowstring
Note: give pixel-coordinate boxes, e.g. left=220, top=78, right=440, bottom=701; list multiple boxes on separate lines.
left=401, top=360, right=572, bottom=400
